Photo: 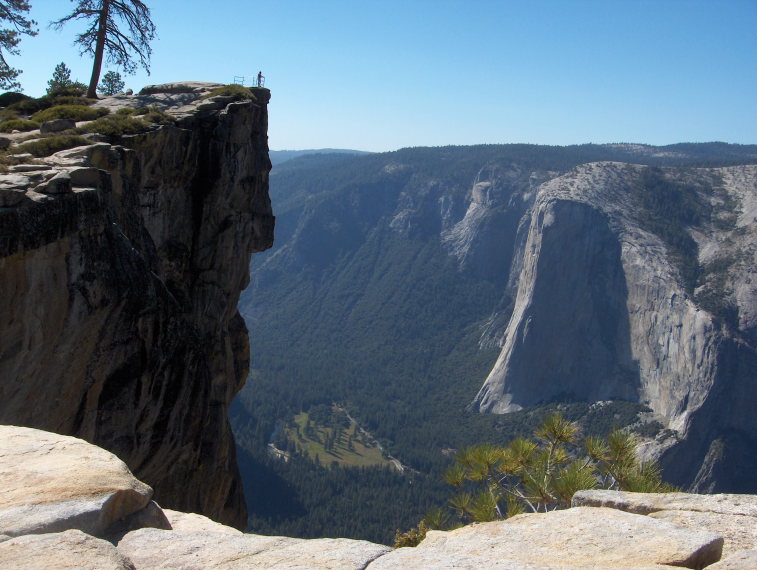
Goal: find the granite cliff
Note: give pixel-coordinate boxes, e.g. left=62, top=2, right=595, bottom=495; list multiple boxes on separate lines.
left=0, top=82, right=273, bottom=527
left=468, top=162, right=757, bottom=491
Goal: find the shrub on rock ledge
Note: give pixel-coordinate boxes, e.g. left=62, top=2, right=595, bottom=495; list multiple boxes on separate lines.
left=32, top=105, right=109, bottom=123
left=15, top=135, right=92, bottom=157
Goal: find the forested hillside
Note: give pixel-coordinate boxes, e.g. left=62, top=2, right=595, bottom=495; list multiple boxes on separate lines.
left=231, top=143, right=757, bottom=544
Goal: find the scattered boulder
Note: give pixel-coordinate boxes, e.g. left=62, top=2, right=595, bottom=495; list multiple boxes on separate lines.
left=0, top=136, right=11, bottom=150
left=35, top=171, right=71, bottom=194
left=0, top=174, right=30, bottom=206
left=0, top=529, right=135, bottom=570
left=0, top=426, right=153, bottom=539
left=39, top=119, right=76, bottom=134
left=68, top=166, right=108, bottom=189
left=117, top=529, right=391, bottom=570
left=367, top=507, right=723, bottom=570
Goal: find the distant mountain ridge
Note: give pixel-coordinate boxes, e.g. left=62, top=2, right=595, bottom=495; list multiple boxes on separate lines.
left=269, top=148, right=372, bottom=166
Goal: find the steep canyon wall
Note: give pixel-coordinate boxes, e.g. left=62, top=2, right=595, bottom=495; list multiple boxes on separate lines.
left=469, top=162, right=757, bottom=490
left=0, top=83, right=273, bottom=527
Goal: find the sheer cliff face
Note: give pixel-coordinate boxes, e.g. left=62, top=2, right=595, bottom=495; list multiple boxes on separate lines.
left=469, top=162, right=757, bottom=490
left=0, top=84, right=273, bottom=527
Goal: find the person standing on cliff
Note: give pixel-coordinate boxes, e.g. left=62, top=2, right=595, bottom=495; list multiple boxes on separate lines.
left=257, top=71, right=263, bottom=87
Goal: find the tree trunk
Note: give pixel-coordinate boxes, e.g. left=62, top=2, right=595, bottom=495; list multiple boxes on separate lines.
left=87, top=0, right=110, bottom=99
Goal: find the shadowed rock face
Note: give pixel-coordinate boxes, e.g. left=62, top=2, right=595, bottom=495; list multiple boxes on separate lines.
left=473, top=199, right=639, bottom=412
left=0, top=84, right=273, bottom=528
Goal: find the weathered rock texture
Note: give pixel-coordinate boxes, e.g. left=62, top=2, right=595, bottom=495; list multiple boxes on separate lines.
left=708, top=550, right=757, bottom=569
left=468, top=162, right=757, bottom=491
left=0, top=82, right=273, bottom=527
left=2, top=427, right=755, bottom=569
left=0, top=530, right=136, bottom=570
left=573, top=490, right=757, bottom=558
left=118, top=529, right=391, bottom=570
left=0, top=425, right=155, bottom=538
left=369, top=507, right=723, bottom=569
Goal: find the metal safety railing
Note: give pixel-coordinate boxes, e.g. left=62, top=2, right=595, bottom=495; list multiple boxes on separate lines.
left=233, top=74, right=266, bottom=88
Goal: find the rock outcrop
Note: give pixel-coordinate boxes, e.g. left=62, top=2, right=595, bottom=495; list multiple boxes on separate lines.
left=0, top=425, right=160, bottom=539
left=2, top=426, right=756, bottom=569
left=0, top=82, right=273, bottom=527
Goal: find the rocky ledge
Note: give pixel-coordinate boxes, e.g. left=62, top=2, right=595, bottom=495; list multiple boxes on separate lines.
left=2, top=426, right=755, bottom=569
left=0, top=82, right=273, bottom=528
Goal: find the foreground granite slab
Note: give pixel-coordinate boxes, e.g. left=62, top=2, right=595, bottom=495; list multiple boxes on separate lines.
left=117, top=528, right=391, bottom=570
left=0, top=426, right=153, bottom=538
left=573, top=490, right=757, bottom=556
left=366, top=507, right=723, bottom=570
left=0, top=529, right=134, bottom=570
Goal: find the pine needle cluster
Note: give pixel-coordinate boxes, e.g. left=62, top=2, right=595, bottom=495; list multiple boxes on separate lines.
left=393, top=412, right=676, bottom=546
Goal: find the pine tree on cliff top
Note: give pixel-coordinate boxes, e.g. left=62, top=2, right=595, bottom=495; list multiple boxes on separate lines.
left=0, top=0, right=37, bottom=90
left=52, top=0, right=155, bottom=99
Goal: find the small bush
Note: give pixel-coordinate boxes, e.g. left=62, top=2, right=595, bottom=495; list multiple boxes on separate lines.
left=15, top=135, right=91, bottom=157
left=116, top=107, right=138, bottom=116
left=47, top=95, right=94, bottom=107
left=0, top=92, right=30, bottom=107
left=200, top=84, right=256, bottom=102
left=77, top=115, right=150, bottom=137
left=392, top=521, right=428, bottom=548
left=32, top=105, right=109, bottom=123
left=0, top=119, right=40, bottom=133
left=141, top=108, right=175, bottom=125
left=0, top=108, right=20, bottom=121
left=9, top=97, right=51, bottom=114
left=132, top=105, right=175, bottom=125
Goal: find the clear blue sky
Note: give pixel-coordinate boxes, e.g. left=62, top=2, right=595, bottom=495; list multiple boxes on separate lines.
left=14, top=0, right=757, bottom=152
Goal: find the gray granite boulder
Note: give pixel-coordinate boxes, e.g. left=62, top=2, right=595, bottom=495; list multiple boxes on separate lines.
left=0, top=174, right=30, bottom=206
left=40, top=119, right=76, bottom=134
left=573, top=490, right=757, bottom=556
left=0, top=426, right=153, bottom=538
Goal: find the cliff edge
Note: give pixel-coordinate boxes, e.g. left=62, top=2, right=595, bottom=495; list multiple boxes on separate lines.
left=0, top=82, right=273, bottom=528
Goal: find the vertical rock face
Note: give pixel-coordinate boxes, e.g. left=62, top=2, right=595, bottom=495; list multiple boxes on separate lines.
left=470, top=162, right=757, bottom=491
left=0, top=83, right=273, bottom=527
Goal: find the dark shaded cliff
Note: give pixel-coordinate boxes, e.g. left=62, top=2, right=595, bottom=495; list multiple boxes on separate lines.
left=0, top=83, right=273, bottom=528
